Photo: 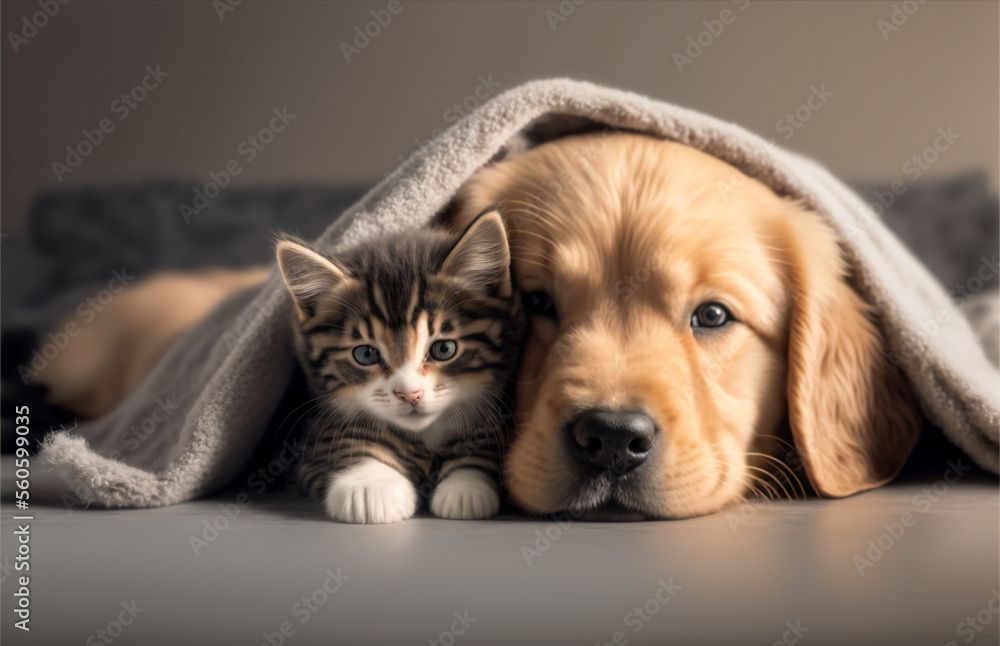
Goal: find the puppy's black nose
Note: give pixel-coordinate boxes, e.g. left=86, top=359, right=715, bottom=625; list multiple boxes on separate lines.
left=570, top=409, right=656, bottom=476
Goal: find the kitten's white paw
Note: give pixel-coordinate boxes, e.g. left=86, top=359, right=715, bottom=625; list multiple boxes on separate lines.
left=430, top=469, right=500, bottom=520
left=325, top=460, right=417, bottom=524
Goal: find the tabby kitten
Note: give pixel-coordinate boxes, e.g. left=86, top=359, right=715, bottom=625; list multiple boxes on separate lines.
left=276, top=211, right=522, bottom=523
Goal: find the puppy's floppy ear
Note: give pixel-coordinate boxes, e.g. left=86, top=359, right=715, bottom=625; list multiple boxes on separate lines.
left=441, top=209, right=512, bottom=298
left=782, top=210, right=920, bottom=497
left=276, top=240, right=348, bottom=320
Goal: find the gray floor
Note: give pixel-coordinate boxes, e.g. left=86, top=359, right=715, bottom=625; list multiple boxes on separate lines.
left=1, top=455, right=997, bottom=646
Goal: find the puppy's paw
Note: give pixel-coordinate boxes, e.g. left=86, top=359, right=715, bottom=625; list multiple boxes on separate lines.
left=324, top=460, right=417, bottom=524
left=430, top=469, right=500, bottom=520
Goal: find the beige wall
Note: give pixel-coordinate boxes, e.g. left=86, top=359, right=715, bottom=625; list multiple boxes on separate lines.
left=2, top=0, right=997, bottom=233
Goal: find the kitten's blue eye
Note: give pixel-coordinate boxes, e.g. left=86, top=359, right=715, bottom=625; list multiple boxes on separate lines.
left=691, top=302, right=732, bottom=329
left=429, top=340, right=458, bottom=361
left=352, top=345, right=381, bottom=366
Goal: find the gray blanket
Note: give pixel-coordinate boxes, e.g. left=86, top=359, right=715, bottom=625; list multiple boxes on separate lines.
left=38, top=79, right=1000, bottom=507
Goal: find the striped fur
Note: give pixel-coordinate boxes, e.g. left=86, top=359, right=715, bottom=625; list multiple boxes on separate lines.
left=277, top=212, right=522, bottom=521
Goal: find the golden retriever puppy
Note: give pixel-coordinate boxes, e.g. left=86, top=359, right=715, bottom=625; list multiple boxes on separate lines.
left=444, top=132, right=920, bottom=519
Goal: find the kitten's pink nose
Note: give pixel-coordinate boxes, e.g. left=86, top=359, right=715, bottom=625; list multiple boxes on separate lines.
left=393, top=389, right=424, bottom=407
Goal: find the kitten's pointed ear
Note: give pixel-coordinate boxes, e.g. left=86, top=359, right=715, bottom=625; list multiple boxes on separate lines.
left=441, top=209, right=512, bottom=298
left=276, top=240, right=348, bottom=320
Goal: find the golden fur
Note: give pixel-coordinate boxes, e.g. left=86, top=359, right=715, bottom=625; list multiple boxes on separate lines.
left=35, top=132, right=921, bottom=518
left=32, top=267, right=268, bottom=418
left=445, top=132, right=920, bottom=518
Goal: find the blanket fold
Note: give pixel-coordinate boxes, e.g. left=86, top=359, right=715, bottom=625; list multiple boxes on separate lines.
left=39, top=79, right=999, bottom=507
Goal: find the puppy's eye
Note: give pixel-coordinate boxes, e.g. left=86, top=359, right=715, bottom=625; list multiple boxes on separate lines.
left=352, top=345, right=381, bottom=366
left=429, top=340, right=458, bottom=361
left=524, top=290, right=557, bottom=318
left=691, top=302, right=732, bottom=329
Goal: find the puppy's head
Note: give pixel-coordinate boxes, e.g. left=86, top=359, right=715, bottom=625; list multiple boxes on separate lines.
left=447, top=132, right=920, bottom=519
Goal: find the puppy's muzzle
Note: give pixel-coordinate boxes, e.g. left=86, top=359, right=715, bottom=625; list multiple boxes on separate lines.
left=569, top=409, right=657, bottom=476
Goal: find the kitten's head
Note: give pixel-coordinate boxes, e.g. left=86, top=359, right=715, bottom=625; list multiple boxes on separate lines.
left=276, top=211, right=519, bottom=432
